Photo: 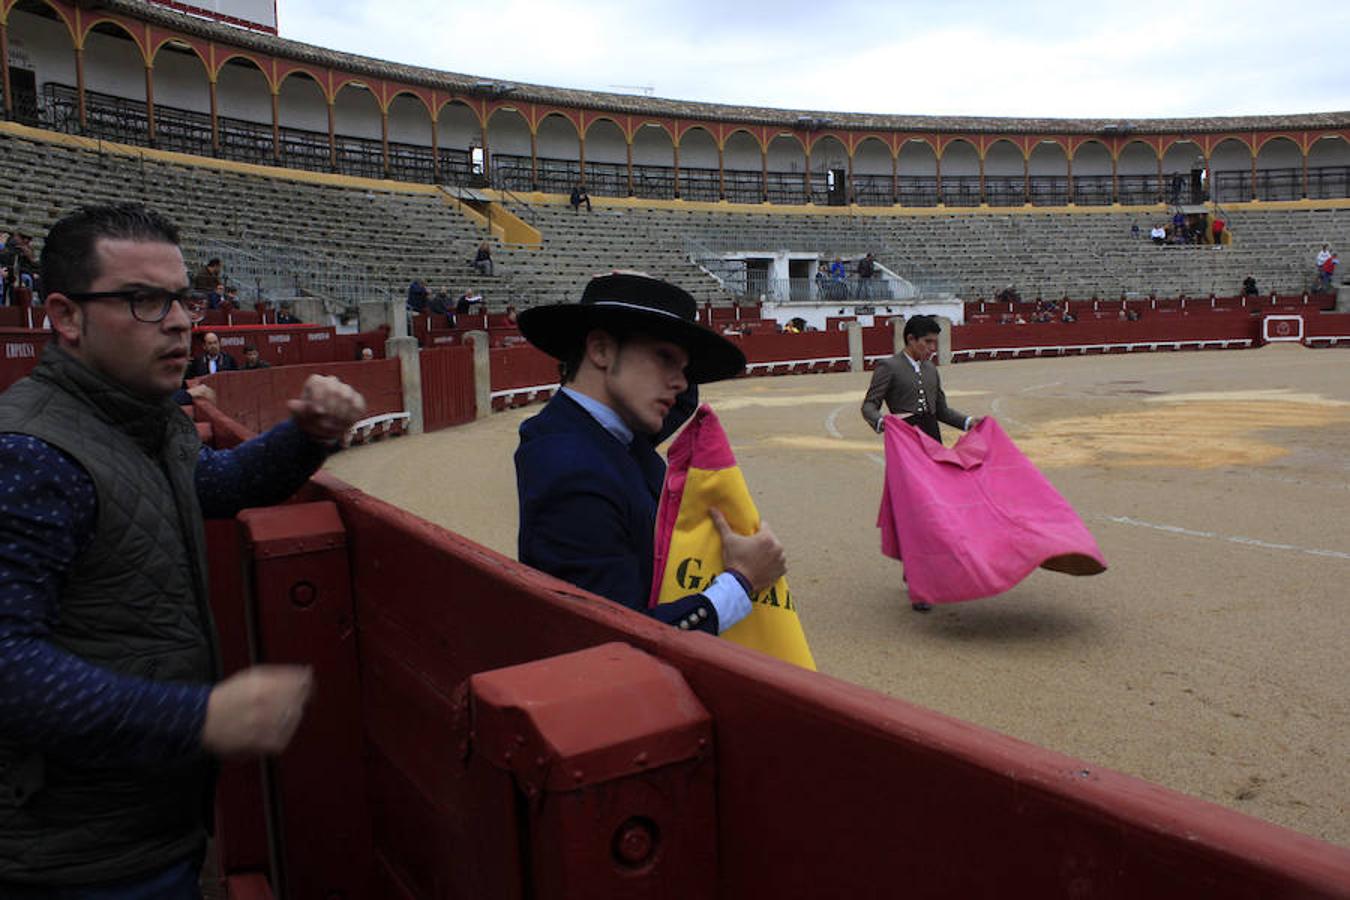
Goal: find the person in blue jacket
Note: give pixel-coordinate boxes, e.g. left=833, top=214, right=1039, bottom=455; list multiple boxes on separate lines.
left=515, top=272, right=786, bottom=634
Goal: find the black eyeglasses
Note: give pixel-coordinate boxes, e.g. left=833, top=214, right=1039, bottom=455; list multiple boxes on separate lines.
left=66, top=288, right=210, bottom=324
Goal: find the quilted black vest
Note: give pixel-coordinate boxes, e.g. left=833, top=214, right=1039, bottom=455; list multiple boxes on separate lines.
left=0, top=344, right=218, bottom=885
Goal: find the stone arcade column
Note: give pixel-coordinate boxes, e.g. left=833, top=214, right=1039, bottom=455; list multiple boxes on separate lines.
left=465, top=329, right=491, bottom=420
left=846, top=321, right=863, bottom=372
left=936, top=315, right=954, bottom=366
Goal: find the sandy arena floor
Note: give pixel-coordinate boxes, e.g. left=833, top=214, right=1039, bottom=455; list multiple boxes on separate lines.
left=325, top=345, right=1350, bottom=847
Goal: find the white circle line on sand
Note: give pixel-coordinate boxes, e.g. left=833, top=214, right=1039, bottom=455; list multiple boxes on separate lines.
left=825, top=404, right=846, bottom=439
left=1096, top=515, right=1350, bottom=562
left=990, top=397, right=1027, bottom=431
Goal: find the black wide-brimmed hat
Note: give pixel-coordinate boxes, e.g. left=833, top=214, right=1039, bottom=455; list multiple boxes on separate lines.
left=517, top=272, right=746, bottom=384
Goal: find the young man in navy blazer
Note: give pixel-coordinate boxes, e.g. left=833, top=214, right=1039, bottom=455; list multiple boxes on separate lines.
left=515, top=272, right=786, bottom=634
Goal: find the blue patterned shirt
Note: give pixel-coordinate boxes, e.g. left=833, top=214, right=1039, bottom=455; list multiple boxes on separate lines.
left=0, top=420, right=328, bottom=765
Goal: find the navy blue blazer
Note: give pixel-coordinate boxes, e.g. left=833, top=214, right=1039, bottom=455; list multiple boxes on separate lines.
left=515, top=389, right=719, bottom=633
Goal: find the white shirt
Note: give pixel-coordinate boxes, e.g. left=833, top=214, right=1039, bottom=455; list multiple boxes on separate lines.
left=1316, top=249, right=1332, bottom=266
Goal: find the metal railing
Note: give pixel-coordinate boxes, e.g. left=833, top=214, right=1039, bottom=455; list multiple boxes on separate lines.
left=28, top=85, right=1350, bottom=205
left=200, top=235, right=380, bottom=318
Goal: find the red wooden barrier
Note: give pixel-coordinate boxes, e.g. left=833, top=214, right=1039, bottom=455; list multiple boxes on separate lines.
left=306, top=471, right=1350, bottom=899
left=861, top=323, right=895, bottom=358
left=332, top=326, right=390, bottom=362
left=192, top=325, right=338, bottom=367
left=187, top=395, right=1350, bottom=898
left=419, top=345, right=476, bottom=431
left=199, top=359, right=402, bottom=434
left=735, top=331, right=848, bottom=365
left=0, top=328, right=45, bottom=389
left=952, top=314, right=1261, bottom=355
left=488, top=344, right=559, bottom=392
left=238, top=502, right=373, bottom=899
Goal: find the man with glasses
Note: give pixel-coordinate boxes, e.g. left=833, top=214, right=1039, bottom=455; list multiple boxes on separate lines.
left=0, top=204, right=366, bottom=896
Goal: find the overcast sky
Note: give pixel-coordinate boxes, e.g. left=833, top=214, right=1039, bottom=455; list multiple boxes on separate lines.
left=275, top=0, right=1349, bottom=119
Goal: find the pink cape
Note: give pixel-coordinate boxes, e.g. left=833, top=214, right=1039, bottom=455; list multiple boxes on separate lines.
left=877, top=416, right=1106, bottom=604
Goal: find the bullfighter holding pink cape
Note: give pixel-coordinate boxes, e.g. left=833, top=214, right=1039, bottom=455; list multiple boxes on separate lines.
left=877, top=415, right=1107, bottom=605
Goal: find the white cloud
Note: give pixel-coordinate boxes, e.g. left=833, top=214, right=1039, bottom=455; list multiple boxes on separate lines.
left=276, top=0, right=1350, bottom=118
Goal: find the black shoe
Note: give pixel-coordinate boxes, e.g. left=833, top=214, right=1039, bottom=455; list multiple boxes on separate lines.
left=911, top=602, right=933, bottom=613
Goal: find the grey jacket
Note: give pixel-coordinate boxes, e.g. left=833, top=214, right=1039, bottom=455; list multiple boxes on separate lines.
left=861, top=352, right=970, bottom=437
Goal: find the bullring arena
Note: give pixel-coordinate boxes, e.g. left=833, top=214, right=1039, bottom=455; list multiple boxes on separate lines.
left=328, top=345, right=1350, bottom=848
left=1, top=0, right=1349, bottom=895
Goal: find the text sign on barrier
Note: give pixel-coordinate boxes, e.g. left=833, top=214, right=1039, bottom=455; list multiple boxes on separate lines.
left=1263, top=315, right=1304, bottom=343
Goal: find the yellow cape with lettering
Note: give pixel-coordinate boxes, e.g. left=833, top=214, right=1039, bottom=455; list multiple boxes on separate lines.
left=650, top=405, right=815, bottom=670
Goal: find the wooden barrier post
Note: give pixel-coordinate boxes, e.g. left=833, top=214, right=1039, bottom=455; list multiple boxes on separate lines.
left=466, top=330, right=491, bottom=420
left=889, top=315, right=906, bottom=354
left=237, top=502, right=373, bottom=899
left=846, top=320, right=863, bottom=372
left=386, top=335, right=423, bottom=434
left=936, top=315, right=954, bottom=365
left=465, top=643, right=717, bottom=900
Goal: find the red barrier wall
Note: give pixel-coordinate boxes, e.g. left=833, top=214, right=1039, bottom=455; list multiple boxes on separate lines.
left=861, top=323, right=895, bottom=357
left=952, top=313, right=1261, bottom=351
left=186, top=396, right=1350, bottom=898
left=333, top=327, right=391, bottom=362
left=192, top=325, right=338, bottom=367
left=0, top=328, right=45, bottom=389
left=1306, top=312, right=1350, bottom=337
left=306, top=470, right=1350, bottom=899
left=200, top=359, right=402, bottom=433
left=734, top=331, right=848, bottom=363
left=419, top=346, right=476, bottom=431
left=488, top=344, right=560, bottom=392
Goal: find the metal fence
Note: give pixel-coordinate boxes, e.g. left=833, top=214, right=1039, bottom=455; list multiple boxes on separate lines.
left=199, top=235, right=382, bottom=318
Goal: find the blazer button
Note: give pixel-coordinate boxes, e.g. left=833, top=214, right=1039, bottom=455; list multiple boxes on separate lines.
left=678, top=620, right=690, bottom=630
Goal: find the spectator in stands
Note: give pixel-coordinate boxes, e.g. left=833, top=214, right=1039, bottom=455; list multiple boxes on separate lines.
left=187, top=331, right=237, bottom=376
left=857, top=253, right=876, bottom=299
left=1318, top=253, right=1339, bottom=292
left=1125, top=307, right=1141, bottom=321
left=860, top=315, right=980, bottom=611
left=1150, top=224, right=1167, bottom=245
left=504, top=303, right=519, bottom=327
left=429, top=288, right=455, bottom=327
left=360, top=347, right=375, bottom=361
left=406, top=278, right=429, bottom=313
left=1242, top=275, right=1259, bottom=296
left=829, top=258, right=847, bottom=299
left=0, top=203, right=367, bottom=894
left=455, top=290, right=483, bottom=315
left=1, top=233, right=38, bottom=304
left=815, top=261, right=829, bottom=297
left=473, top=242, right=494, bottom=276
left=241, top=344, right=270, bottom=369
left=222, top=285, right=241, bottom=312
left=1172, top=210, right=1186, bottom=240
left=208, top=280, right=225, bottom=309
left=1130, top=222, right=1141, bottom=240
left=1211, top=216, right=1226, bottom=245
left=514, top=272, right=785, bottom=634
left=569, top=183, right=592, bottom=212
left=1316, top=243, right=1332, bottom=270
left=276, top=303, right=301, bottom=325
left=1060, top=307, right=1076, bottom=324
left=192, top=257, right=222, bottom=292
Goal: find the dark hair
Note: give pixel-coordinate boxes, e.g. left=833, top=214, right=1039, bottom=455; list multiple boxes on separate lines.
left=243, top=344, right=259, bottom=354
left=207, top=257, right=221, bottom=267
left=41, top=204, right=181, bottom=296
left=902, top=314, right=941, bottom=343
left=560, top=323, right=635, bottom=384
